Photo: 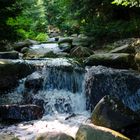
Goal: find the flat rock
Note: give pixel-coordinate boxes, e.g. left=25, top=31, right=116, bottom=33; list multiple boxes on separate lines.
left=0, top=104, right=44, bottom=122
left=0, top=51, right=19, bottom=59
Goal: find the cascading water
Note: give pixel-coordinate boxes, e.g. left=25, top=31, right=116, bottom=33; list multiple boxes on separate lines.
left=0, top=58, right=90, bottom=140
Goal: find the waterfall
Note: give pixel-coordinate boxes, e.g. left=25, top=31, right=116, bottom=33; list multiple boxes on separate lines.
left=0, top=58, right=90, bottom=139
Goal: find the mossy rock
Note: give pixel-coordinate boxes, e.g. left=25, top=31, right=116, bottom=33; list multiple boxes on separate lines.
left=76, top=124, right=130, bottom=140
left=36, top=132, right=74, bottom=140
left=84, top=53, right=136, bottom=69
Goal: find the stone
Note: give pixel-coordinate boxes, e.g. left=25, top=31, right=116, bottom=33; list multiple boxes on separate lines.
left=75, top=124, right=130, bottom=140
left=110, top=44, right=135, bottom=54
left=36, top=132, right=74, bottom=140
left=84, top=53, right=136, bottom=69
left=85, top=66, right=140, bottom=111
left=0, top=104, right=44, bottom=122
left=0, top=59, right=35, bottom=93
left=25, top=72, right=43, bottom=92
left=91, top=95, right=140, bottom=139
left=0, top=51, right=19, bottom=59
left=70, top=46, right=93, bottom=57
left=58, top=38, right=73, bottom=44
left=14, top=39, right=38, bottom=52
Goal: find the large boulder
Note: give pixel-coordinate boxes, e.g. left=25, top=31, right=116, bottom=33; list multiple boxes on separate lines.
left=0, top=51, right=19, bottom=59
left=0, top=104, right=44, bottom=122
left=85, top=66, right=140, bottom=111
left=84, top=53, right=136, bottom=69
left=75, top=124, right=130, bottom=140
left=91, top=95, right=140, bottom=139
left=0, top=59, right=35, bottom=93
left=36, top=132, right=74, bottom=140
left=13, top=39, right=38, bottom=52
left=70, top=46, right=93, bottom=58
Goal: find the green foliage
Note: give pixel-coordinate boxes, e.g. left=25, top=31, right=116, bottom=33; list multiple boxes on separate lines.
left=6, top=0, right=48, bottom=41
left=35, top=33, right=49, bottom=41
left=1, top=0, right=140, bottom=44
left=0, top=0, right=22, bottom=42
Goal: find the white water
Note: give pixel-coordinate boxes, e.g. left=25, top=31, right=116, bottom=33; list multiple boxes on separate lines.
left=30, top=43, right=61, bottom=54
left=0, top=58, right=90, bottom=140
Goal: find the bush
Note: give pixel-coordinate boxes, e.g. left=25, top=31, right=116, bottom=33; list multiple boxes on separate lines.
left=35, top=33, right=49, bottom=41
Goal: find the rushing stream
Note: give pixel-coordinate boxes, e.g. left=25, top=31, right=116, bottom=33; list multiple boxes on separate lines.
left=0, top=58, right=90, bottom=140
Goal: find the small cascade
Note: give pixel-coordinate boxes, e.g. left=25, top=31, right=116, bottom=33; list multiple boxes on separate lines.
left=0, top=58, right=90, bottom=140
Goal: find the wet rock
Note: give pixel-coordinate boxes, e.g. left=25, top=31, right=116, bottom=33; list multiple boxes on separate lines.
left=0, top=51, right=19, bottom=59
left=14, top=39, right=38, bottom=52
left=70, top=46, right=93, bottom=58
left=0, top=59, right=35, bottom=93
left=91, top=95, right=140, bottom=139
left=84, top=53, right=136, bottom=69
left=25, top=72, right=43, bottom=92
left=75, top=124, right=130, bottom=140
left=0, top=134, right=19, bottom=140
left=0, top=104, right=44, bottom=122
left=110, top=44, right=135, bottom=54
left=36, top=132, right=74, bottom=140
left=85, top=66, right=140, bottom=111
